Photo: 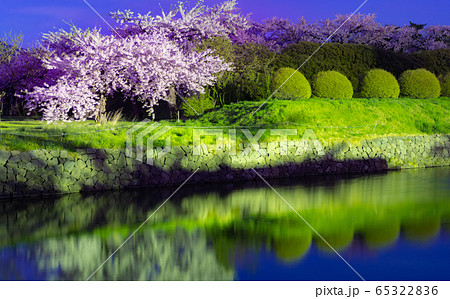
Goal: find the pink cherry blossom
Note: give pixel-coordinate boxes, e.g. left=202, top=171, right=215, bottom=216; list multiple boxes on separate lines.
left=23, top=27, right=232, bottom=121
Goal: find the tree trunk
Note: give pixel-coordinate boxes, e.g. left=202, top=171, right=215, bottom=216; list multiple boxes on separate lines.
left=95, top=95, right=107, bottom=123
left=167, top=86, right=177, bottom=119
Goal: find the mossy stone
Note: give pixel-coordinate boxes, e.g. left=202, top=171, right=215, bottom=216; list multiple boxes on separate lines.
left=0, top=166, right=6, bottom=182
left=0, top=151, right=12, bottom=166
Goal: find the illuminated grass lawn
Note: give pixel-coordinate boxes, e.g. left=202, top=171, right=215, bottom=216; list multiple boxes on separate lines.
left=0, top=97, right=448, bottom=152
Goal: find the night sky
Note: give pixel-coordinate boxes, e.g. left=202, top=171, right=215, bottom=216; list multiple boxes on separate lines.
left=1, top=0, right=449, bottom=46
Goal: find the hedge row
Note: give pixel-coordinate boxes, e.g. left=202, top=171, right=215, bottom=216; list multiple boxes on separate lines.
left=201, top=39, right=450, bottom=103
left=272, top=68, right=443, bottom=100
left=273, top=42, right=450, bottom=92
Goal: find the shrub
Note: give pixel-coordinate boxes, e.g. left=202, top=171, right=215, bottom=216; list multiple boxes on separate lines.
left=271, top=67, right=311, bottom=100
left=359, top=69, right=400, bottom=98
left=198, top=39, right=276, bottom=103
left=274, top=42, right=377, bottom=91
left=439, top=74, right=450, bottom=97
left=273, top=42, right=450, bottom=92
left=182, top=87, right=217, bottom=117
left=228, top=43, right=276, bottom=102
left=399, top=69, right=441, bottom=98
left=312, top=71, right=353, bottom=99
left=413, top=49, right=450, bottom=77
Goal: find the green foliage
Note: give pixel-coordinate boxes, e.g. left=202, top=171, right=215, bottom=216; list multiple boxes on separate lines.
left=193, top=101, right=267, bottom=126
left=197, top=98, right=449, bottom=140
left=2, top=164, right=448, bottom=252
left=196, top=40, right=449, bottom=103
left=1, top=97, right=449, bottom=152
left=413, top=49, right=450, bottom=77
left=439, top=73, right=450, bottom=97
left=195, top=36, right=235, bottom=63
left=271, top=67, right=311, bottom=100
left=399, top=69, right=441, bottom=98
left=274, top=42, right=378, bottom=90
left=182, top=88, right=218, bottom=117
left=0, top=32, right=23, bottom=63
left=226, top=43, right=276, bottom=102
left=360, top=69, right=400, bottom=99
left=197, top=39, right=276, bottom=103
left=273, top=42, right=450, bottom=92
left=312, top=71, right=353, bottom=99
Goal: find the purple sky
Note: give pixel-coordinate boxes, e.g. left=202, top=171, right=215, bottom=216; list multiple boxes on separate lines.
left=1, top=0, right=449, bottom=46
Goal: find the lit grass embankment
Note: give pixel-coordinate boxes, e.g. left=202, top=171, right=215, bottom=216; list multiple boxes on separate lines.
left=0, top=97, right=448, bottom=152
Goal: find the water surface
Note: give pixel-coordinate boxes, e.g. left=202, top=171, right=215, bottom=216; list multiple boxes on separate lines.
left=1, top=168, right=449, bottom=280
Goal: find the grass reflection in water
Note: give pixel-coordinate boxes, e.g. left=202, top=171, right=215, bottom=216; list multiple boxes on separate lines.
left=0, top=167, right=449, bottom=280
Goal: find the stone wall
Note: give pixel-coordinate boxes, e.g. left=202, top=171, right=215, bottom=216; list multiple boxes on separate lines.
left=1, top=134, right=449, bottom=199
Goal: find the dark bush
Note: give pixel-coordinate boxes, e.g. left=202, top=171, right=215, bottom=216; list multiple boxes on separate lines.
left=439, top=73, right=450, bottom=97
left=197, top=38, right=276, bottom=103
left=271, top=67, right=311, bottom=100
left=360, top=69, right=400, bottom=98
left=399, top=69, right=441, bottom=98
left=413, top=49, right=450, bottom=77
left=198, top=40, right=449, bottom=103
left=372, top=47, right=423, bottom=77
left=273, top=42, right=450, bottom=93
left=274, top=42, right=378, bottom=90
left=312, top=71, right=353, bottom=99
left=230, top=43, right=277, bottom=101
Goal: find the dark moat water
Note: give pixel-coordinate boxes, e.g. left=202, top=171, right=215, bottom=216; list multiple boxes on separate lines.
left=1, top=167, right=449, bottom=280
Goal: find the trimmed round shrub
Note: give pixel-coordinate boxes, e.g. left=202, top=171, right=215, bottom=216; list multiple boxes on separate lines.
left=271, top=67, right=311, bottom=100
left=273, top=42, right=450, bottom=94
left=440, top=73, right=450, bottom=97
left=399, top=69, right=441, bottom=98
left=312, top=71, right=353, bottom=99
left=360, top=69, right=400, bottom=98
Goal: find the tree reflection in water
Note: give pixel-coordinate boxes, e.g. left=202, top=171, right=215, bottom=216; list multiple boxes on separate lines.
left=0, top=167, right=449, bottom=280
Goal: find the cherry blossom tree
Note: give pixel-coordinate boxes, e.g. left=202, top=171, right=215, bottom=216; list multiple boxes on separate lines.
left=0, top=34, right=60, bottom=116
left=23, top=27, right=232, bottom=121
left=422, top=25, right=450, bottom=51
left=110, top=0, right=250, bottom=50
left=20, top=1, right=246, bottom=122
left=237, top=13, right=449, bottom=53
left=3, top=1, right=449, bottom=121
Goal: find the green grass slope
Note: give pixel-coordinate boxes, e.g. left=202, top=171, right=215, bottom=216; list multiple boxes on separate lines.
left=0, top=97, right=448, bottom=152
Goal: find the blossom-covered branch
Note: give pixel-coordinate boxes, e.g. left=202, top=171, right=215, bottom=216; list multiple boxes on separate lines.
left=23, top=27, right=232, bottom=121
left=236, top=13, right=450, bottom=53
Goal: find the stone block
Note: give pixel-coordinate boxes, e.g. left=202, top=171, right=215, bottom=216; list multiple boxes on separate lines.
left=50, top=150, right=60, bottom=158
left=24, top=162, right=36, bottom=171
left=64, top=161, right=75, bottom=173
left=0, top=151, right=11, bottom=166
left=0, top=165, right=6, bottom=182
left=47, top=158, right=58, bottom=166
